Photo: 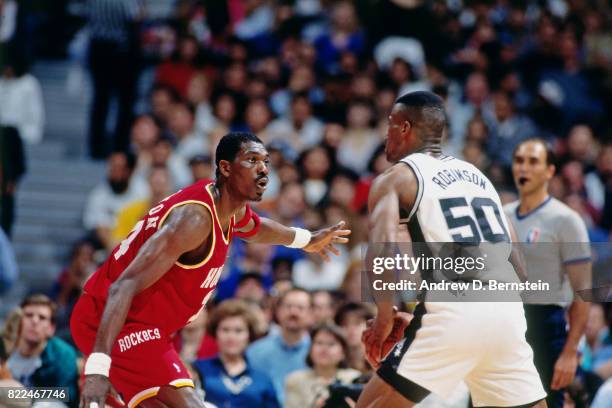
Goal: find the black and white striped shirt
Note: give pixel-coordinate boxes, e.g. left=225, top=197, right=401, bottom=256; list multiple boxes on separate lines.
left=87, top=0, right=140, bottom=44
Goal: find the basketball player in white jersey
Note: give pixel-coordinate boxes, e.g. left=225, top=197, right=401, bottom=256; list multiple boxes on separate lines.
left=356, top=91, right=547, bottom=407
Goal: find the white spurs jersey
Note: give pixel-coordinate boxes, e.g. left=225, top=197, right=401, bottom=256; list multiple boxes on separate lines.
left=400, top=153, right=512, bottom=256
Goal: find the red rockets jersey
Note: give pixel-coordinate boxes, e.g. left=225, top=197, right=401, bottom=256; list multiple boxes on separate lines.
left=82, top=179, right=234, bottom=334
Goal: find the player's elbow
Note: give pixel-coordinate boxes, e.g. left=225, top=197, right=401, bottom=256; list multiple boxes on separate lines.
left=108, top=279, right=138, bottom=300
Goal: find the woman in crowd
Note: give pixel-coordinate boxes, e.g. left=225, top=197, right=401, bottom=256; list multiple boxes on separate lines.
left=285, top=323, right=361, bottom=408
left=192, top=300, right=279, bottom=408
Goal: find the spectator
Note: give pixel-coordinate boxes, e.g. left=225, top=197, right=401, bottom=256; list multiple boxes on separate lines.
left=193, top=300, right=279, bottom=408
left=0, top=126, right=25, bottom=236
left=311, top=290, right=335, bottom=326
left=49, top=241, right=96, bottom=341
left=447, top=71, right=494, bottom=153
left=155, top=35, right=202, bottom=98
left=585, top=144, right=612, bottom=221
left=246, top=288, right=312, bottom=404
left=235, top=272, right=267, bottom=305
left=293, top=251, right=347, bottom=291
left=592, top=305, right=612, bottom=380
left=112, top=165, right=173, bottom=246
left=233, top=0, right=275, bottom=41
left=313, top=0, right=365, bottom=74
left=353, top=144, right=391, bottom=212
left=487, top=90, right=539, bottom=169
left=86, top=0, right=141, bottom=157
left=82, top=151, right=148, bottom=250
left=560, top=125, right=598, bottom=172
left=0, top=52, right=44, bottom=145
left=178, top=309, right=209, bottom=364
left=130, top=114, right=161, bottom=186
left=537, top=31, right=604, bottom=133
left=189, top=154, right=214, bottom=182
left=337, top=100, right=380, bottom=173
left=7, top=295, right=79, bottom=407
left=334, top=302, right=374, bottom=373
left=0, top=308, right=30, bottom=408
left=150, top=133, right=193, bottom=188
left=209, top=92, right=238, bottom=137
left=150, top=84, right=180, bottom=128
left=187, top=74, right=216, bottom=138
left=267, top=93, right=324, bottom=156
left=0, top=227, right=18, bottom=294
left=581, top=303, right=608, bottom=372
left=285, top=323, right=361, bottom=408
left=168, top=100, right=207, bottom=162
left=244, top=98, right=273, bottom=142
left=298, top=145, right=335, bottom=207
left=270, top=65, right=323, bottom=117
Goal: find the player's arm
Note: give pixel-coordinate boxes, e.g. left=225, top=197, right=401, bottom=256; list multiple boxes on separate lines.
left=551, top=260, right=592, bottom=390
left=362, top=165, right=416, bottom=366
left=552, top=212, right=592, bottom=390
left=233, top=205, right=351, bottom=261
left=80, top=205, right=212, bottom=408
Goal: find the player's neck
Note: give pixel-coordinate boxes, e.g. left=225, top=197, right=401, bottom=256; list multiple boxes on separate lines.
left=518, top=188, right=550, bottom=215
left=415, top=144, right=442, bottom=157
left=212, top=183, right=244, bottom=228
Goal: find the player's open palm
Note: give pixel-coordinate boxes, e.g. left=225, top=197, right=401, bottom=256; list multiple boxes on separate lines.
left=303, top=221, right=351, bottom=261
left=81, top=374, right=117, bottom=408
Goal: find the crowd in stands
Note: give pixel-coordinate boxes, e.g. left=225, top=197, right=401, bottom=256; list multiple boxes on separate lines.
left=1, top=0, right=612, bottom=406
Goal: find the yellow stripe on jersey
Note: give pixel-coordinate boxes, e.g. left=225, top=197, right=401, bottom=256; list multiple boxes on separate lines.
left=157, top=200, right=216, bottom=269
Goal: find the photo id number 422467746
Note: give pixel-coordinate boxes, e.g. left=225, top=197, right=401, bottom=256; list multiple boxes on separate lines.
left=2, top=387, right=70, bottom=402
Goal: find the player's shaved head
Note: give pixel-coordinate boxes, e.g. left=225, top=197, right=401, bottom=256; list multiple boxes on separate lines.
left=394, top=91, right=447, bottom=144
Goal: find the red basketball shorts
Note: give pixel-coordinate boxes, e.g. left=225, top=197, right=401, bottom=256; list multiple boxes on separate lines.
left=70, top=294, right=195, bottom=407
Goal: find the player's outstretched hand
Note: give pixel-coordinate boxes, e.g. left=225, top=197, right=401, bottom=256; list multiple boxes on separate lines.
left=80, top=374, right=115, bottom=408
left=303, top=220, right=351, bottom=261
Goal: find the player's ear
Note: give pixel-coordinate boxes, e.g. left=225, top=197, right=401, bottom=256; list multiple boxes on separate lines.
left=402, top=120, right=411, bottom=134
left=218, top=159, right=231, bottom=178
left=546, top=164, right=556, bottom=179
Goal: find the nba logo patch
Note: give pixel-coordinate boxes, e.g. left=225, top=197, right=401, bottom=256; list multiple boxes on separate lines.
left=526, top=228, right=540, bottom=243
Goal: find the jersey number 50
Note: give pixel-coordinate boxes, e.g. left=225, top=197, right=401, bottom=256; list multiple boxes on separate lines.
left=440, top=197, right=509, bottom=243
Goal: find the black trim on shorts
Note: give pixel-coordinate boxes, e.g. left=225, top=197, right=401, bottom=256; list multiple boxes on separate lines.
left=476, top=398, right=546, bottom=408
left=376, top=303, right=431, bottom=403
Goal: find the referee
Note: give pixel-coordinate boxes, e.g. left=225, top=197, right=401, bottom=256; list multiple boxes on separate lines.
left=504, top=138, right=592, bottom=408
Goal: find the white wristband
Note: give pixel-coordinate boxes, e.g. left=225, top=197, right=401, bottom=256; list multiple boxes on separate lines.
left=84, top=353, right=112, bottom=377
left=286, top=227, right=312, bottom=248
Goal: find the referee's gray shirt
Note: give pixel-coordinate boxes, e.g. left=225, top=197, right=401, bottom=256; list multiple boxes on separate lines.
left=504, top=196, right=591, bottom=306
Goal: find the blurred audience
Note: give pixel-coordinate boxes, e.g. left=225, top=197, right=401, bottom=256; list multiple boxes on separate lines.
left=7, top=295, right=79, bottom=407
left=285, top=323, right=360, bottom=408
left=82, top=151, right=148, bottom=251
left=193, top=300, right=279, bottom=408
left=246, top=288, right=312, bottom=405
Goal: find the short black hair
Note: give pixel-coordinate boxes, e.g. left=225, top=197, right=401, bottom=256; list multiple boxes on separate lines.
left=394, top=91, right=447, bottom=142
left=214, top=132, right=264, bottom=179
left=513, top=138, right=556, bottom=167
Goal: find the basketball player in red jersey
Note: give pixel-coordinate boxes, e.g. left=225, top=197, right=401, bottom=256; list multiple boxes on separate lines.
left=70, top=132, right=351, bottom=408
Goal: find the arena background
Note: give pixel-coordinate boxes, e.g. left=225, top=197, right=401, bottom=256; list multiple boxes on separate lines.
left=0, top=0, right=611, bottom=407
